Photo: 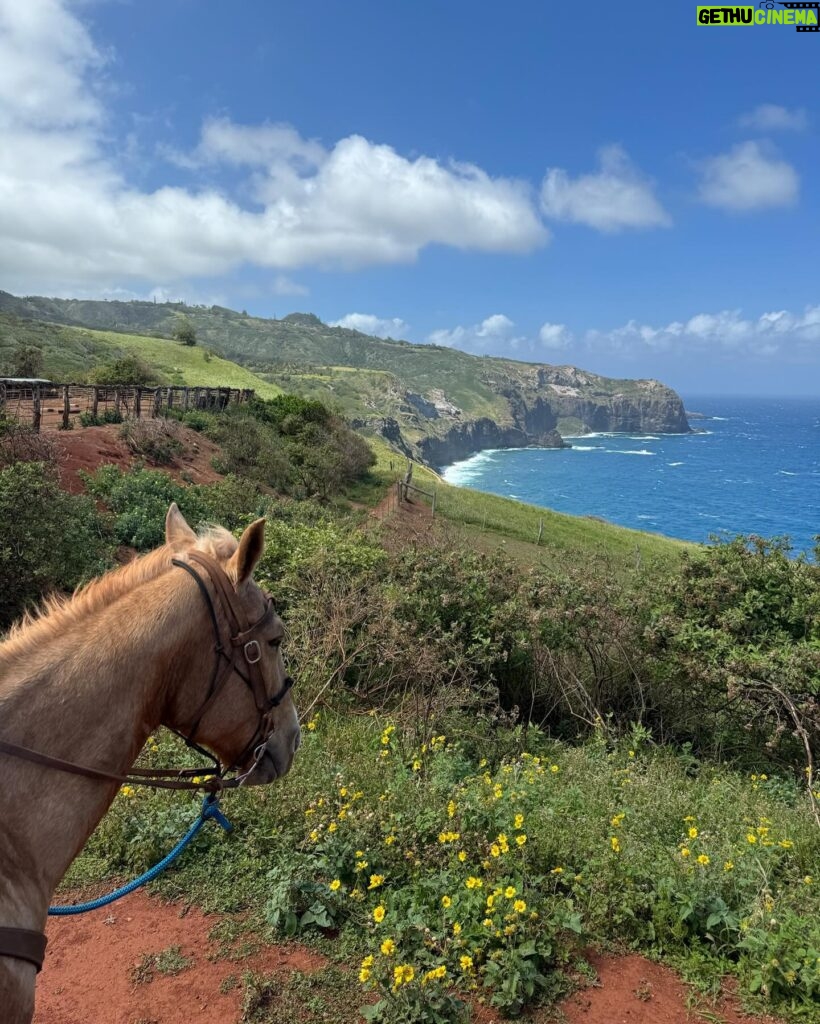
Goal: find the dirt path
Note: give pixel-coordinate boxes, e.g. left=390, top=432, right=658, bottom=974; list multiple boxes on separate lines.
left=34, top=892, right=783, bottom=1024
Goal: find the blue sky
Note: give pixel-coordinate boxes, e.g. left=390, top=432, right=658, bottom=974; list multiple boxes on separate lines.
left=0, top=0, right=817, bottom=395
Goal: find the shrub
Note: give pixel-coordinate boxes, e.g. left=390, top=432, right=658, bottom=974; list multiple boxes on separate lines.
left=87, top=355, right=157, bottom=386
left=0, top=418, right=58, bottom=469
left=0, top=461, right=111, bottom=628
left=120, top=418, right=183, bottom=464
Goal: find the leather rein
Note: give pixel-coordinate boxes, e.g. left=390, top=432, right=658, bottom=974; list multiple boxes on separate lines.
left=0, top=551, right=294, bottom=972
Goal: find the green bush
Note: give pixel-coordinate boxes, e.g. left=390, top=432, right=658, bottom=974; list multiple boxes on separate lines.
left=0, top=461, right=112, bottom=629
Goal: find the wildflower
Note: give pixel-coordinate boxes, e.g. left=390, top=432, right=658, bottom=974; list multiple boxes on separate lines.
left=611, top=813, right=625, bottom=828
left=550, top=764, right=560, bottom=773
left=384, top=834, right=396, bottom=845
left=358, top=967, right=370, bottom=983
left=412, top=760, right=422, bottom=771
left=482, top=917, right=493, bottom=927
left=447, top=800, right=456, bottom=818
left=804, top=876, right=813, bottom=885
left=309, top=830, right=319, bottom=843
left=681, top=847, right=691, bottom=858
left=422, top=965, right=447, bottom=985
left=457, top=850, right=467, bottom=863
left=355, top=860, right=368, bottom=871
left=724, top=861, right=734, bottom=872
left=628, top=750, right=635, bottom=758
left=778, top=839, right=793, bottom=849
left=697, top=854, right=710, bottom=866
left=328, top=822, right=337, bottom=833
left=452, top=922, right=462, bottom=935
left=490, top=844, right=501, bottom=858
left=514, top=813, right=524, bottom=829
left=516, top=834, right=527, bottom=846
left=339, top=786, right=348, bottom=797
left=306, top=720, right=317, bottom=731
left=466, top=876, right=483, bottom=889
left=504, top=886, right=516, bottom=899
left=683, top=815, right=695, bottom=823
left=688, top=827, right=698, bottom=839
left=513, top=899, right=526, bottom=913
left=551, top=866, right=563, bottom=875
left=746, top=833, right=757, bottom=844
left=393, top=964, right=415, bottom=987
left=380, top=938, right=396, bottom=956
left=361, top=955, right=374, bottom=969
left=329, top=879, right=341, bottom=892
left=610, top=836, right=621, bottom=853
left=368, top=874, right=385, bottom=890
left=460, top=955, right=474, bottom=972
left=373, top=905, right=386, bottom=923
left=120, top=785, right=135, bottom=798
left=493, top=784, right=503, bottom=799
left=438, top=831, right=460, bottom=844
left=441, top=895, right=452, bottom=908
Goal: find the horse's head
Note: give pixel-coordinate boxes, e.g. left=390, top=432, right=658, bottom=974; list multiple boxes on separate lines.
left=164, top=503, right=301, bottom=785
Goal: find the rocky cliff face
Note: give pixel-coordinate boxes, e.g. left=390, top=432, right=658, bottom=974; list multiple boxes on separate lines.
left=417, top=420, right=566, bottom=468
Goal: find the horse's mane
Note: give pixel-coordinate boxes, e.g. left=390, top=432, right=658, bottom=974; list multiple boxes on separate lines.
left=0, top=526, right=238, bottom=669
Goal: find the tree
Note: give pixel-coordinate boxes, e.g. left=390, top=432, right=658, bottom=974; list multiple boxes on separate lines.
left=10, top=343, right=44, bottom=378
left=87, top=355, right=157, bottom=386
left=174, top=317, right=197, bottom=346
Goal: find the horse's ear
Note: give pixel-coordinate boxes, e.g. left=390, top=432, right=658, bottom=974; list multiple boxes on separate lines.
left=165, top=502, right=197, bottom=547
left=231, top=517, right=266, bottom=586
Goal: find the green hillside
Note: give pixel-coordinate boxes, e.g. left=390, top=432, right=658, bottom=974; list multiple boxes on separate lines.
left=0, top=313, right=281, bottom=398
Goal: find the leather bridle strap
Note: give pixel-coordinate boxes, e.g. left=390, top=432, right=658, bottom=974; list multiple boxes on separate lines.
left=0, top=927, right=47, bottom=972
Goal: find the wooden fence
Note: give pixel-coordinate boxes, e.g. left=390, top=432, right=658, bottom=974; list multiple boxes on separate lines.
left=0, top=382, right=254, bottom=432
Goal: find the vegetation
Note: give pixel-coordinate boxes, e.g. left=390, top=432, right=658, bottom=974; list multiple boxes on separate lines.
left=87, top=353, right=158, bottom=386
left=174, top=316, right=197, bottom=347
left=3, top=340, right=45, bottom=378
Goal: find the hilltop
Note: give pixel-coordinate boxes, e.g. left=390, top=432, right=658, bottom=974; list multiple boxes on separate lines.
left=0, top=291, right=689, bottom=468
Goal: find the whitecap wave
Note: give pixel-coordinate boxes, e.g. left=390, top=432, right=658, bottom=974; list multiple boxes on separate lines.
left=778, top=470, right=798, bottom=476
left=571, top=445, right=603, bottom=451
left=668, top=461, right=684, bottom=467
left=608, top=449, right=655, bottom=456
left=629, top=435, right=659, bottom=441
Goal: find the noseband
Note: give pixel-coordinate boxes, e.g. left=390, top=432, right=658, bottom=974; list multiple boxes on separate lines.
left=171, top=550, right=294, bottom=780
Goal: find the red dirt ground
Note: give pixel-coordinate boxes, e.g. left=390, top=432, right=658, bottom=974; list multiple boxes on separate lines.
left=34, top=893, right=784, bottom=1024
left=49, top=424, right=224, bottom=495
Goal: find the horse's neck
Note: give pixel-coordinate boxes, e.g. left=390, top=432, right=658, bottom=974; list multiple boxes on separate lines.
left=0, top=571, right=206, bottom=929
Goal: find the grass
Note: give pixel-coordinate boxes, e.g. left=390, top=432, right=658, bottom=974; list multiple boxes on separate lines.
left=63, top=713, right=820, bottom=1022
left=0, top=313, right=281, bottom=398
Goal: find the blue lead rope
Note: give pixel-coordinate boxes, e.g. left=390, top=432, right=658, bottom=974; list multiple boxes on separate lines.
left=48, top=796, right=233, bottom=916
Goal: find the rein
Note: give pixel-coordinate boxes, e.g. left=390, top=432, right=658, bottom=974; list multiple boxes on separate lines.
left=0, top=550, right=295, bottom=972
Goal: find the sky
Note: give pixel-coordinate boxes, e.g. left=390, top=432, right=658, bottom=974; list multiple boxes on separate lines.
left=0, top=0, right=817, bottom=396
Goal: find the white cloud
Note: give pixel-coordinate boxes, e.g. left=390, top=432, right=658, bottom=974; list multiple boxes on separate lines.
left=0, top=1, right=549, bottom=294
left=331, top=313, right=409, bottom=338
left=272, top=275, right=308, bottom=297
left=540, top=145, right=671, bottom=232
left=586, top=305, right=820, bottom=357
left=428, top=313, right=521, bottom=352
left=739, top=104, right=808, bottom=133
left=697, top=141, right=799, bottom=211
left=539, top=322, right=573, bottom=350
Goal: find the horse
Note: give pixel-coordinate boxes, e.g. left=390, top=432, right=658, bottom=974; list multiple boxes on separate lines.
left=0, top=503, right=301, bottom=1023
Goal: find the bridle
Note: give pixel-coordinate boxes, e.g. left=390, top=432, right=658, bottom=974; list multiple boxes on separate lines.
left=0, top=549, right=295, bottom=972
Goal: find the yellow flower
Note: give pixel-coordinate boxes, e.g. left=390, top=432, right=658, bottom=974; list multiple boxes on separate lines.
left=724, top=861, right=734, bottom=872
left=486, top=894, right=495, bottom=909
left=355, top=860, right=368, bottom=871
left=373, top=905, right=386, bottom=923
left=339, top=787, right=348, bottom=797
left=551, top=866, right=563, bottom=875
left=514, top=813, right=525, bottom=829
left=610, top=836, right=621, bottom=853
left=778, top=839, right=793, bottom=849
left=504, top=885, right=516, bottom=899
left=746, top=833, right=757, bottom=844
left=611, top=813, right=625, bottom=828
left=516, top=834, right=527, bottom=846
left=120, top=785, right=135, bottom=798
left=328, top=822, right=337, bottom=833
left=380, top=938, right=396, bottom=956
left=306, top=720, right=317, bottom=731
left=550, top=764, right=560, bottom=773
left=358, top=967, right=371, bottom=983
left=368, top=874, right=385, bottom=890
left=493, top=784, right=503, bottom=799
left=361, top=955, right=374, bottom=968
left=681, top=847, right=691, bottom=858
left=697, top=854, right=710, bottom=866
left=447, top=800, right=456, bottom=818
left=466, top=876, right=483, bottom=889
left=384, top=834, right=396, bottom=845
left=329, top=879, right=341, bottom=891
left=482, top=917, right=493, bottom=927
left=457, top=850, right=467, bottom=863
left=422, top=965, right=447, bottom=985
left=513, top=899, right=526, bottom=913
left=460, top=955, right=474, bottom=972
left=490, top=843, right=501, bottom=858
left=688, top=827, right=698, bottom=839
left=441, top=895, right=452, bottom=908
left=393, top=964, right=415, bottom=987
left=452, top=922, right=462, bottom=935
left=683, top=815, right=695, bottom=823
left=804, top=876, right=813, bottom=885
left=412, top=760, right=422, bottom=771
left=628, top=750, right=635, bottom=758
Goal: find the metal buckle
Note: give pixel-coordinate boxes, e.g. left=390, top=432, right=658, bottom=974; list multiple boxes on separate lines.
left=244, top=640, right=262, bottom=664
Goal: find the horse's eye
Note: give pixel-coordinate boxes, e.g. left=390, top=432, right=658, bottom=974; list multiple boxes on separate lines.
left=269, top=637, right=282, bottom=649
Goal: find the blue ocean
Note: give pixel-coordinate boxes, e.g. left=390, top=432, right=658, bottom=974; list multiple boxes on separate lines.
left=442, top=397, right=820, bottom=556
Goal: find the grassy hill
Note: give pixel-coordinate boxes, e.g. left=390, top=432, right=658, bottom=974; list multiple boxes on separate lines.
left=0, top=292, right=690, bottom=468
left=0, top=313, right=281, bottom=398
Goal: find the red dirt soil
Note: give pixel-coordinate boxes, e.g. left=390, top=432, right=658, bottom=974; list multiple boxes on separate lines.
left=49, top=424, right=224, bottom=495
left=34, top=893, right=784, bottom=1024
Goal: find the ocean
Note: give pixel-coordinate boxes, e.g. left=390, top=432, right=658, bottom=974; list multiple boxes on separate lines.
left=442, top=397, right=820, bottom=556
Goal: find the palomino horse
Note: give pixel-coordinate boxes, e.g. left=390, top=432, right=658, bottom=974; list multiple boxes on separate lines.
left=0, top=504, right=301, bottom=1024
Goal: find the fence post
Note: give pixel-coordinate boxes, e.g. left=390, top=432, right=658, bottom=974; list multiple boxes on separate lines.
left=152, top=388, right=162, bottom=418
left=536, top=518, right=543, bottom=546
left=431, top=490, right=436, bottom=516
left=91, top=387, right=99, bottom=420
left=135, top=387, right=142, bottom=419
left=33, top=389, right=41, bottom=433
left=114, top=387, right=122, bottom=418
left=62, top=385, right=70, bottom=430
left=167, top=387, right=174, bottom=410
left=182, top=388, right=190, bottom=412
